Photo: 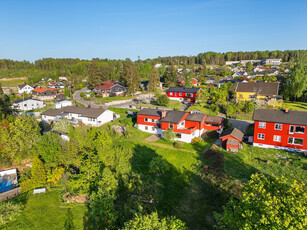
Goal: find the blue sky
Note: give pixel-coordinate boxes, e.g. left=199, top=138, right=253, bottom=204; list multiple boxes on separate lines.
left=0, top=0, right=306, bottom=62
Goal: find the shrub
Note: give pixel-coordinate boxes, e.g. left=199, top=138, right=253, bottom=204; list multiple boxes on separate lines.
left=223, top=118, right=231, bottom=130
left=157, top=95, right=169, bottom=106
left=163, top=129, right=175, bottom=142
left=173, top=142, right=183, bottom=148
left=0, top=202, right=22, bottom=226
left=191, top=137, right=202, bottom=144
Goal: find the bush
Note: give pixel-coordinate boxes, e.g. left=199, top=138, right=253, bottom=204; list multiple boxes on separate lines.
left=191, top=137, right=202, bottom=144
left=157, top=95, right=169, bottom=106
left=163, top=129, right=175, bottom=142
left=223, top=118, right=231, bottom=130
left=0, top=202, right=22, bottom=226
left=173, top=142, right=183, bottom=149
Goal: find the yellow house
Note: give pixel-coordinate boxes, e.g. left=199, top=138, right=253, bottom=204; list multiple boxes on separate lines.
left=236, top=82, right=280, bottom=101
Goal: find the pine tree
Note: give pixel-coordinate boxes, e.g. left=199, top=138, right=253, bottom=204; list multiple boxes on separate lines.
left=88, top=61, right=102, bottom=88
left=164, top=66, right=177, bottom=87
left=148, top=67, right=159, bottom=92
left=121, top=61, right=140, bottom=93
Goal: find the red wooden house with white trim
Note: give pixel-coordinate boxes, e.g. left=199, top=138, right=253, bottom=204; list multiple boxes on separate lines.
left=165, top=87, right=202, bottom=103
left=137, top=108, right=224, bottom=143
left=253, top=108, right=307, bottom=152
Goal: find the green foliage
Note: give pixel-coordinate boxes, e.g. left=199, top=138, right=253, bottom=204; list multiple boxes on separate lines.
left=242, top=100, right=255, bottom=113
left=121, top=60, right=141, bottom=93
left=157, top=94, right=169, bottom=106
left=215, top=173, right=307, bottom=229
left=31, top=157, right=47, bottom=188
left=163, top=66, right=177, bottom=87
left=148, top=67, right=159, bottom=92
left=0, top=115, right=40, bottom=161
left=0, top=83, right=13, bottom=120
left=0, top=202, right=22, bottom=226
left=64, top=208, right=75, bottom=230
left=246, top=61, right=253, bottom=73
left=52, top=120, right=71, bottom=133
left=123, top=212, right=187, bottom=230
left=191, top=137, right=202, bottom=144
left=149, top=156, right=170, bottom=175
left=47, top=168, right=65, bottom=185
left=163, top=129, right=175, bottom=142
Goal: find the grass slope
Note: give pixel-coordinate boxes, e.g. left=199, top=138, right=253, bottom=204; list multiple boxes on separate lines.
left=5, top=190, right=86, bottom=230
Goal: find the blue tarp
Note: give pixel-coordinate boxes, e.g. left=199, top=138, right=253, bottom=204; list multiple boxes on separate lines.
left=0, top=181, right=12, bottom=193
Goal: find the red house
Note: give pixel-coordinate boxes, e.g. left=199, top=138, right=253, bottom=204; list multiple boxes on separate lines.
left=137, top=108, right=224, bottom=143
left=253, top=108, right=307, bottom=152
left=177, top=78, right=200, bottom=87
left=166, top=87, right=202, bottom=103
left=219, top=128, right=244, bottom=152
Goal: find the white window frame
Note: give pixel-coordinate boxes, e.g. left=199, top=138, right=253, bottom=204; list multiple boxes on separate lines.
left=257, top=133, right=265, bottom=140
left=170, top=92, right=173, bottom=96
left=274, top=124, right=282, bottom=130
left=288, top=137, right=303, bottom=146
left=295, top=126, right=305, bottom=134
left=259, top=122, right=266, bottom=128
left=273, top=135, right=281, bottom=142
left=152, top=127, right=155, bottom=131
left=144, top=118, right=148, bottom=122
left=289, top=125, right=294, bottom=134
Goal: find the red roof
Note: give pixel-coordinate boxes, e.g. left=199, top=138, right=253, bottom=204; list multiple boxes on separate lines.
left=103, top=80, right=116, bottom=85
left=32, top=88, right=57, bottom=93
left=96, top=83, right=117, bottom=90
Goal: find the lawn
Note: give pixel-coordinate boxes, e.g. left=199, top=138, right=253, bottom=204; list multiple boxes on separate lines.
left=220, top=144, right=307, bottom=183
left=186, top=103, right=219, bottom=116
left=0, top=79, right=26, bottom=87
left=282, top=101, right=307, bottom=111
left=137, top=100, right=182, bottom=110
left=5, top=190, right=86, bottom=230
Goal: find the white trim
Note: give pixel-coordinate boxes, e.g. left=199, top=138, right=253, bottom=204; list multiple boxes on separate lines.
left=253, top=143, right=307, bottom=152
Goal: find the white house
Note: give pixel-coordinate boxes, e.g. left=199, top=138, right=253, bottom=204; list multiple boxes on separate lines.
left=232, top=72, right=241, bottom=78
left=59, top=76, right=68, bottom=81
left=17, top=84, right=34, bottom=94
left=12, top=98, right=46, bottom=111
left=55, top=99, right=73, bottom=109
left=41, top=106, right=116, bottom=127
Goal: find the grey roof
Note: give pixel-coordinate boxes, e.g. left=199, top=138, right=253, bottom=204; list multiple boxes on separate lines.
left=205, top=116, right=224, bottom=124
left=61, top=106, right=106, bottom=118
left=160, top=110, right=186, bottom=123
left=165, top=87, right=201, bottom=93
left=137, top=108, right=164, bottom=117
left=41, top=106, right=107, bottom=119
left=56, top=99, right=71, bottom=103
left=18, top=83, right=27, bottom=89
left=185, top=113, right=206, bottom=122
left=41, top=109, right=62, bottom=116
left=226, top=139, right=239, bottom=146
left=253, top=109, right=307, bottom=126
left=220, top=128, right=244, bottom=140
left=236, top=82, right=279, bottom=96
left=13, top=98, right=43, bottom=104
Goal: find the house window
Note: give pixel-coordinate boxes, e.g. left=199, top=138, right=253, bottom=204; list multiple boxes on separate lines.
left=170, top=123, right=173, bottom=129
left=175, top=93, right=177, bottom=96
left=145, top=118, right=148, bottom=122
left=274, top=124, right=282, bottom=130
left=78, top=114, right=81, bottom=117
left=259, top=122, right=266, bottom=128
left=295, top=126, right=305, bottom=134
left=248, top=95, right=256, bottom=99
left=179, top=93, right=182, bottom=96
left=176, top=133, right=181, bottom=138
left=289, top=125, right=294, bottom=134
left=145, top=126, right=148, bottom=130
left=152, top=127, right=155, bottom=131
left=288, top=137, right=303, bottom=146
left=257, top=133, right=265, bottom=140
left=170, top=92, right=173, bottom=96
left=180, top=121, right=184, bottom=127
left=273, top=135, right=281, bottom=142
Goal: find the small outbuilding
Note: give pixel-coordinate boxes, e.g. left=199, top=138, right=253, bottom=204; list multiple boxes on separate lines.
left=220, top=128, right=244, bottom=152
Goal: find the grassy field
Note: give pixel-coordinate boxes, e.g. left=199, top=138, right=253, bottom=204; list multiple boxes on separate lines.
left=220, top=144, right=307, bottom=183
left=186, top=103, right=219, bottom=116
left=282, top=101, right=307, bottom=111
left=5, top=190, right=86, bottom=230
left=0, top=79, right=26, bottom=87
left=137, top=100, right=182, bottom=110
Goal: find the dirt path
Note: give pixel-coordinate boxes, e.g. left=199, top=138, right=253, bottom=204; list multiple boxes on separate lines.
left=0, top=77, right=27, bottom=81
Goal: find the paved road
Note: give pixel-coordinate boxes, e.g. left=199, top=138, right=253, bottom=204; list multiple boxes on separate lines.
left=73, top=87, right=137, bottom=109
left=228, top=119, right=254, bottom=134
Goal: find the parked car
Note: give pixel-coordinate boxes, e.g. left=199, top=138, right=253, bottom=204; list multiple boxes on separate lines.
left=126, top=110, right=136, bottom=116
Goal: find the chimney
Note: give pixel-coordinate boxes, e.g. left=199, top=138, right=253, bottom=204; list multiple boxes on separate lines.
left=161, top=110, right=166, bottom=118
left=285, top=107, right=289, bottom=113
